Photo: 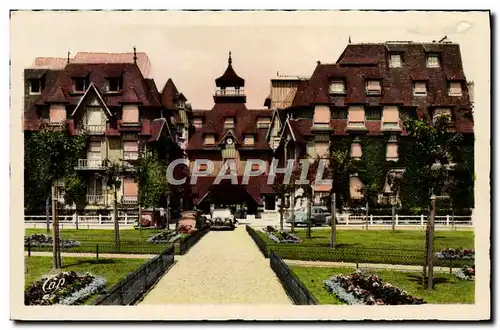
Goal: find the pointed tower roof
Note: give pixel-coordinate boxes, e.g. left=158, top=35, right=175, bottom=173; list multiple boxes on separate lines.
left=161, top=78, right=187, bottom=109
left=215, top=51, right=245, bottom=88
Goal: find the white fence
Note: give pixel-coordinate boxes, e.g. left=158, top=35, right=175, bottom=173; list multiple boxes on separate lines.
left=333, top=214, right=472, bottom=226
left=24, top=214, right=138, bottom=229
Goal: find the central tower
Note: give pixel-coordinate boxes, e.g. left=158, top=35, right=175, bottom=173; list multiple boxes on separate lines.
left=213, top=51, right=246, bottom=103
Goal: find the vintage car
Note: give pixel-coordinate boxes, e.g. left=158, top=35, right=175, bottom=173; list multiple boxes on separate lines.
left=209, top=208, right=236, bottom=230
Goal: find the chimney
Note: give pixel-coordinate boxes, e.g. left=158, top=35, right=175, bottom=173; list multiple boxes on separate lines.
left=133, top=46, right=137, bottom=64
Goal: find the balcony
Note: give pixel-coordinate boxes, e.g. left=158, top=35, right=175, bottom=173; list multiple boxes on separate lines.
left=86, top=194, right=105, bottom=204
left=76, top=158, right=106, bottom=170
left=79, top=124, right=106, bottom=135
left=122, top=196, right=138, bottom=204
left=346, top=121, right=368, bottom=131
left=123, top=151, right=139, bottom=161
left=381, top=121, right=402, bottom=132
left=214, top=88, right=245, bottom=97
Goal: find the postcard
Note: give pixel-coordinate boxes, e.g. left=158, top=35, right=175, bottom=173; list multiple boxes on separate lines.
left=10, top=9, right=491, bottom=321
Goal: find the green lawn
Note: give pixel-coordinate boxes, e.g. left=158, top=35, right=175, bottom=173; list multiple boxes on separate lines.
left=291, top=266, right=475, bottom=305
left=25, top=256, right=148, bottom=304
left=256, top=229, right=474, bottom=266
left=25, top=228, right=182, bottom=254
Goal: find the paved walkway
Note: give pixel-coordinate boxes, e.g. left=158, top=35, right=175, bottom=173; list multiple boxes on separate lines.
left=285, top=259, right=460, bottom=273
left=25, top=251, right=155, bottom=259
left=139, top=226, right=292, bottom=304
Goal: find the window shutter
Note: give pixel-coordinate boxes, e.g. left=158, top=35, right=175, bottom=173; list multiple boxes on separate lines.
left=123, top=141, right=138, bottom=152
left=123, top=177, right=138, bottom=196
left=449, top=82, right=462, bottom=96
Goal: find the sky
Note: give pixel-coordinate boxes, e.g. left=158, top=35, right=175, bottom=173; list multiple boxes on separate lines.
left=10, top=11, right=489, bottom=110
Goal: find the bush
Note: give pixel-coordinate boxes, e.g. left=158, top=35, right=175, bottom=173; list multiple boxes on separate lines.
left=25, top=234, right=80, bottom=248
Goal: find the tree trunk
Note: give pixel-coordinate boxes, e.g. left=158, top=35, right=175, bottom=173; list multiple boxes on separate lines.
left=427, top=196, right=437, bottom=290
left=306, top=194, right=312, bottom=239
left=51, top=185, right=61, bottom=270
left=279, top=201, right=284, bottom=232
left=166, top=193, right=170, bottom=231
left=75, top=209, right=79, bottom=230
left=422, top=219, right=429, bottom=286
left=392, top=204, right=396, bottom=232
left=330, top=192, right=336, bottom=248
left=46, top=195, right=51, bottom=233
left=365, top=200, right=369, bottom=230
left=114, top=187, right=120, bottom=251
left=291, top=193, right=296, bottom=234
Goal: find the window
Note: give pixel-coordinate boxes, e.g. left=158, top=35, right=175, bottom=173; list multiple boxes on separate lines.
left=331, top=108, right=348, bottom=120
left=243, top=134, right=255, bottom=145
left=198, top=163, right=208, bottom=171
left=366, top=80, right=382, bottom=95
left=176, top=100, right=186, bottom=109
left=389, top=53, right=402, bottom=68
left=224, top=117, right=235, bottom=128
left=351, top=142, right=362, bottom=159
left=251, top=163, right=260, bottom=171
left=329, top=80, right=345, bottom=94
left=433, top=108, right=452, bottom=123
left=257, top=116, right=271, bottom=129
left=29, top=79, right=42, bottom=94
left=413, top=81, right=427, bottom=96
left=426, top=54, right=440, bottom=68
left=73, top=77, right=89, bottom=92
left=106, top=77, right=122, bottom=92
left=402, top=108, right=418, bottom=120
left=448, top=82, right=463, bottom=96
left=365, top=107, right=382, bottom=120
left=123, top=141, right=139, bottom=160
left=264, top=195, right=276, bottom=211
left=204, top=134, right=215, bottom=145
left=193, top=117, right=203, bottom=128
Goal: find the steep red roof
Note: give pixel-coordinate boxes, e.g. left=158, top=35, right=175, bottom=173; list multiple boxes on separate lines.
left=35, top=63, right=161, bottom=107
left=160, top=78, right=186, bottom=110
left=147, top=118, right=169, bottom=142
left=187, top=103, right=273, bottom=151
left=290, top=42, right=473, bottom=135
left=286, top=119, right=313, bottom=143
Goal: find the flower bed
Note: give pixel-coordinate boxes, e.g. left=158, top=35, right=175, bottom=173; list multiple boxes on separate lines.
left=323, top=270, right=426, bottom=305
left=454, top=265, right=475, bottom=281
left=146, top=230, right=182, bottom=244
left=262, top=226, right=301, bottom=244
left=25, top=271, right=106, bottom=305
left=24, top=234, right=80, bottom=248
left=436, top=248, right=474, bottom=260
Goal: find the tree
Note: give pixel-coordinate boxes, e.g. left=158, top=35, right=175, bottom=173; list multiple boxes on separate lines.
left=404, top=114, right=463, bottom=289
left=101, top=162, right=126, bottom=250
left=327, top=148, right=352, bottom=248
left=62, top=173, right=88, bottom=230
left=24, top=126, right=85, bottom=269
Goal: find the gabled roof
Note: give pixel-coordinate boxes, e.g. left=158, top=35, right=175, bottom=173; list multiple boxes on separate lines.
left=147, top=118, right=174, bottom=142
left=280, top=118, right=313, bottom=144
left=265, top=109, right=285, bottom=140
left=71, top=83, right=112, bottom=117
left=35, top=62, right=161, bottom=107
left=217, top=129, right=240, bottom=146
left=160, top=78, right=187, bottom=110
left=215, top=52, right=245, bottom=88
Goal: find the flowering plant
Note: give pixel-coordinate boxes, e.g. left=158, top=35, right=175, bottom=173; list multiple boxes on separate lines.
left=24, top=234, right=80, bottom=248
left=262, top=227, right=301, bottom=244
left=147, top=230, right=181, bottom=244
left=454, top=264, right=475, bottom=281
left=324, top=270, right=425, bottom=305
left=436, top=248, right=475, bottom=260
left=25, top=271, right=106, bottom=305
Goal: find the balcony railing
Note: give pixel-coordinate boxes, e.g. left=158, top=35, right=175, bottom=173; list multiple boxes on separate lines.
left=122, top=196, right=138, bottom=204
left=346, top=121, right=367, bottom=131
left=76, top=158, right=106, bottom=170
left=86, top=194, right=105, bottom=204
left=381, top=121, right=402, bottom=131
left=214, top=89, right=246, bottom=97
left=79, top=124, right=105, bottom=134
left=123, top=152, right=139, bottom=161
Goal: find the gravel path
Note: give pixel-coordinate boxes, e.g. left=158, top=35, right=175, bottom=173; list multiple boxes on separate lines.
left=139, top=226, right=292, bottom=304
left=285, top=259, right=461, bottom=273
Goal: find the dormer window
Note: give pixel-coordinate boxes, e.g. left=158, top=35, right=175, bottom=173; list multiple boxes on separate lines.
left=413, top=81, right=427, bottom=96
left=331, top=107, right=348, bottom=120
left=257, top=116, right=271, bottom=129
left=329, top=80, right=345, bottom=94
left=365, top=107, right=382, bottom=121
left=204, top=134, right=215, bottom=146
left=176, top=100, right=186, bottom=109
left=426, top=54, right=440, bottom=68
left=366, top=80, right=382, bottom=95
left=73, top=77, right=89, bottom=92
left=224, top=117, right=235, bottom=128
left=106, top=77, right=123, bottom=92
left=448, top=81, right=463, bottom=96
left=243, top=134, right=255, bottom=146
left=28, top=78, right=43, bottom=95
left=193, top=117, right=203, bottom=128
left=389, top=53, right=402, bottom=68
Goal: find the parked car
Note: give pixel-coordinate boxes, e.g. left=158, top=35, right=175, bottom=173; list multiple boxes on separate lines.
left=285, top=206, right=329, bottom=226
left=325, top=212, right=343, bottom=225
left=209, top=208, right=236, bottom=230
